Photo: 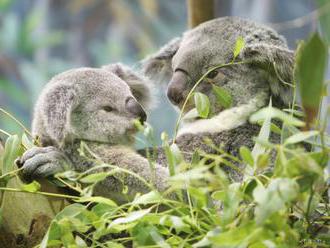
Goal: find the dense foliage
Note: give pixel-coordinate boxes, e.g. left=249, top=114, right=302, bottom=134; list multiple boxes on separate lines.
left=0, top=33, right=329, bottom=247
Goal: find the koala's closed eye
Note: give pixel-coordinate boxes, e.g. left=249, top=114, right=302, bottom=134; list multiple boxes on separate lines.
left=206, top=69, right=228, bottom=84
left=206, top=70, right=219, bottom=79
left=102, top=106, right=114, bottom=112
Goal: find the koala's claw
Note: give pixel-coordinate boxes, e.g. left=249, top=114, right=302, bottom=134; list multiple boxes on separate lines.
left=19, top=146, right=72, bottom=183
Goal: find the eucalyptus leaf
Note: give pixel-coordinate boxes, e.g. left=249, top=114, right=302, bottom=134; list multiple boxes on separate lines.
left=233, top=36, right=245, bottom=60
left=212, top=84, right=232, bottom=109
left=77, top=196, right=117, bottom=207
left=1, top=135, right=21, bottom=175
left=250, top=106, right=305, bottom=127
left=295, top=33, right=328, bottom=127
left=239, top=146, right=254, bottom=167
left=133, top=191, right=162, bottom=205
left=194, top=92, right=210, bottom=118
left=284, top=130, right=319, bottom=145
left=21, top=180, right=41, bottom=192
left=110, top=208, right=151, bottom=227
left=80, top=172, right=109, bottom=184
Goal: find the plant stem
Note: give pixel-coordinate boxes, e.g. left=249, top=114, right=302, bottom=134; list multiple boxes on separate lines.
left=0, top=167, right=23, bottom=179
left=0, top=107, right=33, bottom=138
left=0, top=187, right=80, bottom=200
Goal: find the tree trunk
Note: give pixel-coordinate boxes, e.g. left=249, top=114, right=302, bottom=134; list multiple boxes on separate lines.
left=187, top=0, right=215, bottom=28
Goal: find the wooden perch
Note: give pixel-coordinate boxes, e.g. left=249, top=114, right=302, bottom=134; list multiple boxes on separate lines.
left=187, top=0, right=215, bottom=28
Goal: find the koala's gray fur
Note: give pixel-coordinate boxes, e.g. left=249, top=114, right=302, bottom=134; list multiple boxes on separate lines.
left=142, top=17, right=295, bottom=177
left=19, top=63, right=169, bottom=203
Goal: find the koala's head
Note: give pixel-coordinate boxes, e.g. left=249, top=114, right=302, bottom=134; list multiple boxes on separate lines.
left=34, top=63, right=152, bottom=147
left=143, top=17, right=294, bottom=114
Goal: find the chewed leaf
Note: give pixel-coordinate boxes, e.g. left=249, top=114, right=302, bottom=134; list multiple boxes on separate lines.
left=233, top=36, right=245, bottom=60
left=21, top=181, right=41, bottom=193
left=110, top=208, right=151, bottom=226
left=194, top=92, right=210, bottom=118
left=212, top=85, right=232, bottom=109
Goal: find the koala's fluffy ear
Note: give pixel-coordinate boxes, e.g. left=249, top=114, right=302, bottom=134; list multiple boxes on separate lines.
left=240, top=44, right=295, bottom=105
left=102, top=63, right=155, bottom=110
left=141, top=37, right=182, bottom=84
left=43, top=84, right=76, bottom=147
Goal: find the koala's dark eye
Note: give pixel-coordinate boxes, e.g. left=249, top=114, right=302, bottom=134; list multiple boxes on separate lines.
left=102, top=106, right=113, bottom=112
left=206, top=70, right=219, bottom=79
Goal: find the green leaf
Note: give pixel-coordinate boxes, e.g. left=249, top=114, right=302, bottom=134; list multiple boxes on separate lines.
left=75, top=235, right=87, bottom=247
left=194, top=92, right=210, bottom=118
left=110, top=208, right=151, bottom=227
left=256, top=153, right=269, bottom=170
left=1, top=135, right=21, bottom=175
left=212, top=85, right=232, bottom=109
left=317, top=0, right=330, bottom=44
left=250, top=107, right=305, bottom=127
left=161, top=132, right=175, bottom=176
left=253, top=178, right=299, bottom=224
left=160, top=215, right=191, bottom=234
left=239, top=146, right=254, bottom=167
left=79, top=172, right=109, bottom=184
left=284, top=130, right=319, bottom=145
left=132, top=222, right=159, bottom=246
left=233, top=36, right=245, bottom=60
left=21, top=181, right=41, bottom=192
left=295, top=33, right=328, bottom=126
left=104, top=242, right=125, bottom=248
left=22, top=133, right=34, bottom=149
left=250, top=101, right=272, bottom=175
left=210, top=221, right=256, bottom=246
left=133, top=191, right=162, bottom=205
left=76, top=196, right=117, bottom=207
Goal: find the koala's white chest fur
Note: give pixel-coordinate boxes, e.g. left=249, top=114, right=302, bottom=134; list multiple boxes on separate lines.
left=178, top=92, right=268, bottom=136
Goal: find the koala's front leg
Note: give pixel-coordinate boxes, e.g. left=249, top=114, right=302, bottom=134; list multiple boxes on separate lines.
left=17, top=146, right=72, bottom=183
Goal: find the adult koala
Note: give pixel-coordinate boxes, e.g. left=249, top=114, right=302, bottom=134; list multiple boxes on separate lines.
left=142, top=17, right=294, bottom=179
left=18, top=63, right=169, bottom=203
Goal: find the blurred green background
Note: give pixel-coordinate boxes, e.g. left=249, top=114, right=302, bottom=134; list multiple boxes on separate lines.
left=0, top=0, right=329, bottom=146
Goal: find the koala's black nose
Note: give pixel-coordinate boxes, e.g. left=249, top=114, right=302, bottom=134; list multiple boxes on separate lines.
left=126, top=97, right=147, bottom=123
left=167, top=71, right=187, bottom=105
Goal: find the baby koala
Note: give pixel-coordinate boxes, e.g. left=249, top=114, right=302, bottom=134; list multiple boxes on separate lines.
left=19, top=63, right=169, bottom=203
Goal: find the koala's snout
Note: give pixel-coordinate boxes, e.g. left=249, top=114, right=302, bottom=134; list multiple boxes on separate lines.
left=126, top=97, right=147, bottom=123
left=167, top=71, right=187, bottom=105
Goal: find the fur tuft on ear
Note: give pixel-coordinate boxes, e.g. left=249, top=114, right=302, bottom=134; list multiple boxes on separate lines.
left=42, top=84, right=76, bottom=147
left=141, top=37, right=181, bottom=84
left=240, top=43, right=295, bottom=105
left=102, top=63, right=156, bottom=110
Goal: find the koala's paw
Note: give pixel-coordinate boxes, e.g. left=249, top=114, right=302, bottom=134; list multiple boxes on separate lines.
left=17, top=146, right=72, bottom=183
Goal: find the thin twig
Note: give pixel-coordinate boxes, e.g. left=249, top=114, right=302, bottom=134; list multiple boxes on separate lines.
left=0, top=187, right=80, bottom=200
left=270, top=1, right=330, bottom=31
